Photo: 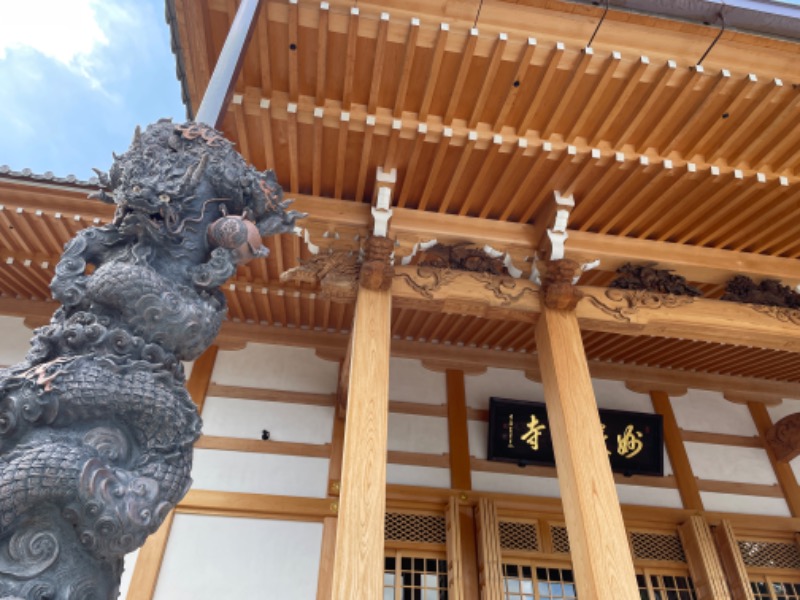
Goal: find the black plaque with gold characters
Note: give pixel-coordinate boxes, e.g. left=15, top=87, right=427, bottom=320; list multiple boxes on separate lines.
left=487, top=397, right=664, bottom=477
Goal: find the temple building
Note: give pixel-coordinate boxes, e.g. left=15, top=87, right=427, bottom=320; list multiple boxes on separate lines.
left=2, top=0, right=800, bottom=597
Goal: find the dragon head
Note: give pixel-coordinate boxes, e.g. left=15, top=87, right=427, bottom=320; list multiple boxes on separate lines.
left=90, top=119, right=304, bottom=248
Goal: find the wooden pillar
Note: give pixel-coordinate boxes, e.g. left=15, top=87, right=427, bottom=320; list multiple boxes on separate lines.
left=535, top=260, right=639, bottom=599
left=186, top=345, right=218, bottom=414
left=748, top=402, right=800, bottom=517
left=446, top=497, right=467, bottom=600
left=445, top=369, right=480, bottom=599
left=330, top=285, right=392, bottom=599
left=679, top=515, right=731, bottom=600
left=316, top=516, right=339, bottom=600
left=713, top=520, right=755, bottom=600
left=474, top=498, right=504, bottom=600
left=446, top=369, right=472, bottom=491
left=317, top=371, right=347, bottom=600
left=126, top=511, right=175, bottom=600
left=648, top=388, right=704, bottom=511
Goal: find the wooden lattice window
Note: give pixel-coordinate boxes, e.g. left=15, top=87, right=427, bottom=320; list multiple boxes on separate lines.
left=499, top=520, right=540, bottom=552
left=502, top=564, right=577, bottom=600
left=550, top=525, right=570, bottom=554
left=385, top=512, right=446, bottom=545
left=384, top=552, right=448, bottom=599
left=629, top=531, right=687, bottom=563
left=739, top=540, right=800, bottom=570
left=749, top=578, right=800, bottom=600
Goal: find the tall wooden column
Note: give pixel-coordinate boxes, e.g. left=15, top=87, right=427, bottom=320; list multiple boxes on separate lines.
left=331, top=170, right=395, bottom=599
left=535, top=260, right=639, bottom=599
left=678, top=516, right=731, bottom=600
left=330, top=286, right=391, bottom=599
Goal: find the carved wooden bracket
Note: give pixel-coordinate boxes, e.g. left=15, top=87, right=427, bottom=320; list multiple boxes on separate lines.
left=766, top=413, right=800, bottom=463
left=539, top=259, right=584, bottom=310
left=611, top=263, right=702, bottom=297
left=584, top=288, right=695, bottom=322
left=360, top=235, right=395, bottom=291
left=280, top=250, right=359, bottom=302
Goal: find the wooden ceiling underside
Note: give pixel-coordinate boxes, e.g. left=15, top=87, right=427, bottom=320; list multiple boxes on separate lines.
left=176, top=0, right=800, bottom=259
left=1, top=176, right=800, bottom=386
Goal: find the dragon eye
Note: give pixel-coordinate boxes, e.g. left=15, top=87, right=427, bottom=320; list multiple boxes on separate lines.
left=158, top=193, right=170, bottom=203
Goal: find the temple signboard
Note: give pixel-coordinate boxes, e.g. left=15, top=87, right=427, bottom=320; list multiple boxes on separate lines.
left=488, top=397, right=664, bottom=477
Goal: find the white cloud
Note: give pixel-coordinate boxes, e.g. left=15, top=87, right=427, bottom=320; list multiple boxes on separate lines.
left=0, top=0, right=137, bottom=91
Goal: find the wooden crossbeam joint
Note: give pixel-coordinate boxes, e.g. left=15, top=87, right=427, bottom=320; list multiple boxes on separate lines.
left=539, top=259, right=584, bottom=310
left=361, top=167, right=396, bottom=291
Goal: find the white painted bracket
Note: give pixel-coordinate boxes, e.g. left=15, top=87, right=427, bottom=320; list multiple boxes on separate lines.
left=546, top=191, right=575, bottom=261
left=372, top=167, right=396, bottom=237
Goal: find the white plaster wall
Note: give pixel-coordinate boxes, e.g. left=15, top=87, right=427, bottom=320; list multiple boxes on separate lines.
left=119, top=549, right=139, bottom=600
left=182, top=360, right=193, bottom=380
left=768, top=397, right=800, bottom=422
left=202, top=396, right=335, bottom=444
left=700, top=492, right=790, bottom=517
left=153, top=515, right=323, bottom=600
left=386, top=464, right=450, bottom=488
left=465, top=368, right=542, bottom=410
left=0, top=315, right=33, bottom=366
left=468, top=419, right=488, bottom=460
left=213, top=343, right=338, bottom=392
left=592, top=379, right=654, bottom=413
left=388, top=413, right=448, bottom=454
left=191, top=449, right=329, bottom=497
left=615, top=484, right=682, bottom=509
left=389, top=357, right=446, bottom=405
left=671, top=389, right=758, bottom=436
left=472, top=471, right=561, bottom=498
left=685, top=442, right=778, bottom=485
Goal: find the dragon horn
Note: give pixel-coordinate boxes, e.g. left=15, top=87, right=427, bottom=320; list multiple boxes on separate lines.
left=92, top=168, right=109, bottom=187
left=190, top=154, right=209, bottom=188
left=132, top=125, right=142, bottom=147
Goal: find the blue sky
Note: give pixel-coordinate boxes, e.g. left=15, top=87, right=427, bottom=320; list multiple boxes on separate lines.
left=0, top=0, right=187, bottom=180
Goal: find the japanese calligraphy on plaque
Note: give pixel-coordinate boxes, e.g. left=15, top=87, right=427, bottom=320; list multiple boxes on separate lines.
left=487, top=397, right=664, bottom=477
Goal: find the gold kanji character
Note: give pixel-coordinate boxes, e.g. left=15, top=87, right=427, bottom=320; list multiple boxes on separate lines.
left=617, top=424, right=644, bottom=458
left=521, top=414, right=546, bottom=450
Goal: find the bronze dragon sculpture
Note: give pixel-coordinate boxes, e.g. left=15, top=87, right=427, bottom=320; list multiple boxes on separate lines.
left=0, top=120, right=301, bottom=598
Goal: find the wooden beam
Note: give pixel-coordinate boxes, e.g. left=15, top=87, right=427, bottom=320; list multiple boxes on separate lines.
left=678, top=515, right=730, bottom=600
left=566, top=229, right=800, bottom=289
left=177, top=489, right=334, bottom=521
left=536, top=306, right=639, bottom=598
left=649, top=390, right=704, bottom=511
left=578, top=286, right=800, bottom=353
left=713, top=520, right=755, bottom=600
left=331, top=286, right=392, bottom=599
left=186, top=345, right=218, bottom=414
left=194, top=435, right=331, bottom=458
left=290, top=193, right=800, bottom=288
left=316, top=516, right=338, bottom=600
left=748, top=402, right=800, bottom=518
left=126, top=511, right=175, bottom=600
left=446, top=370, right=472, bottom=491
